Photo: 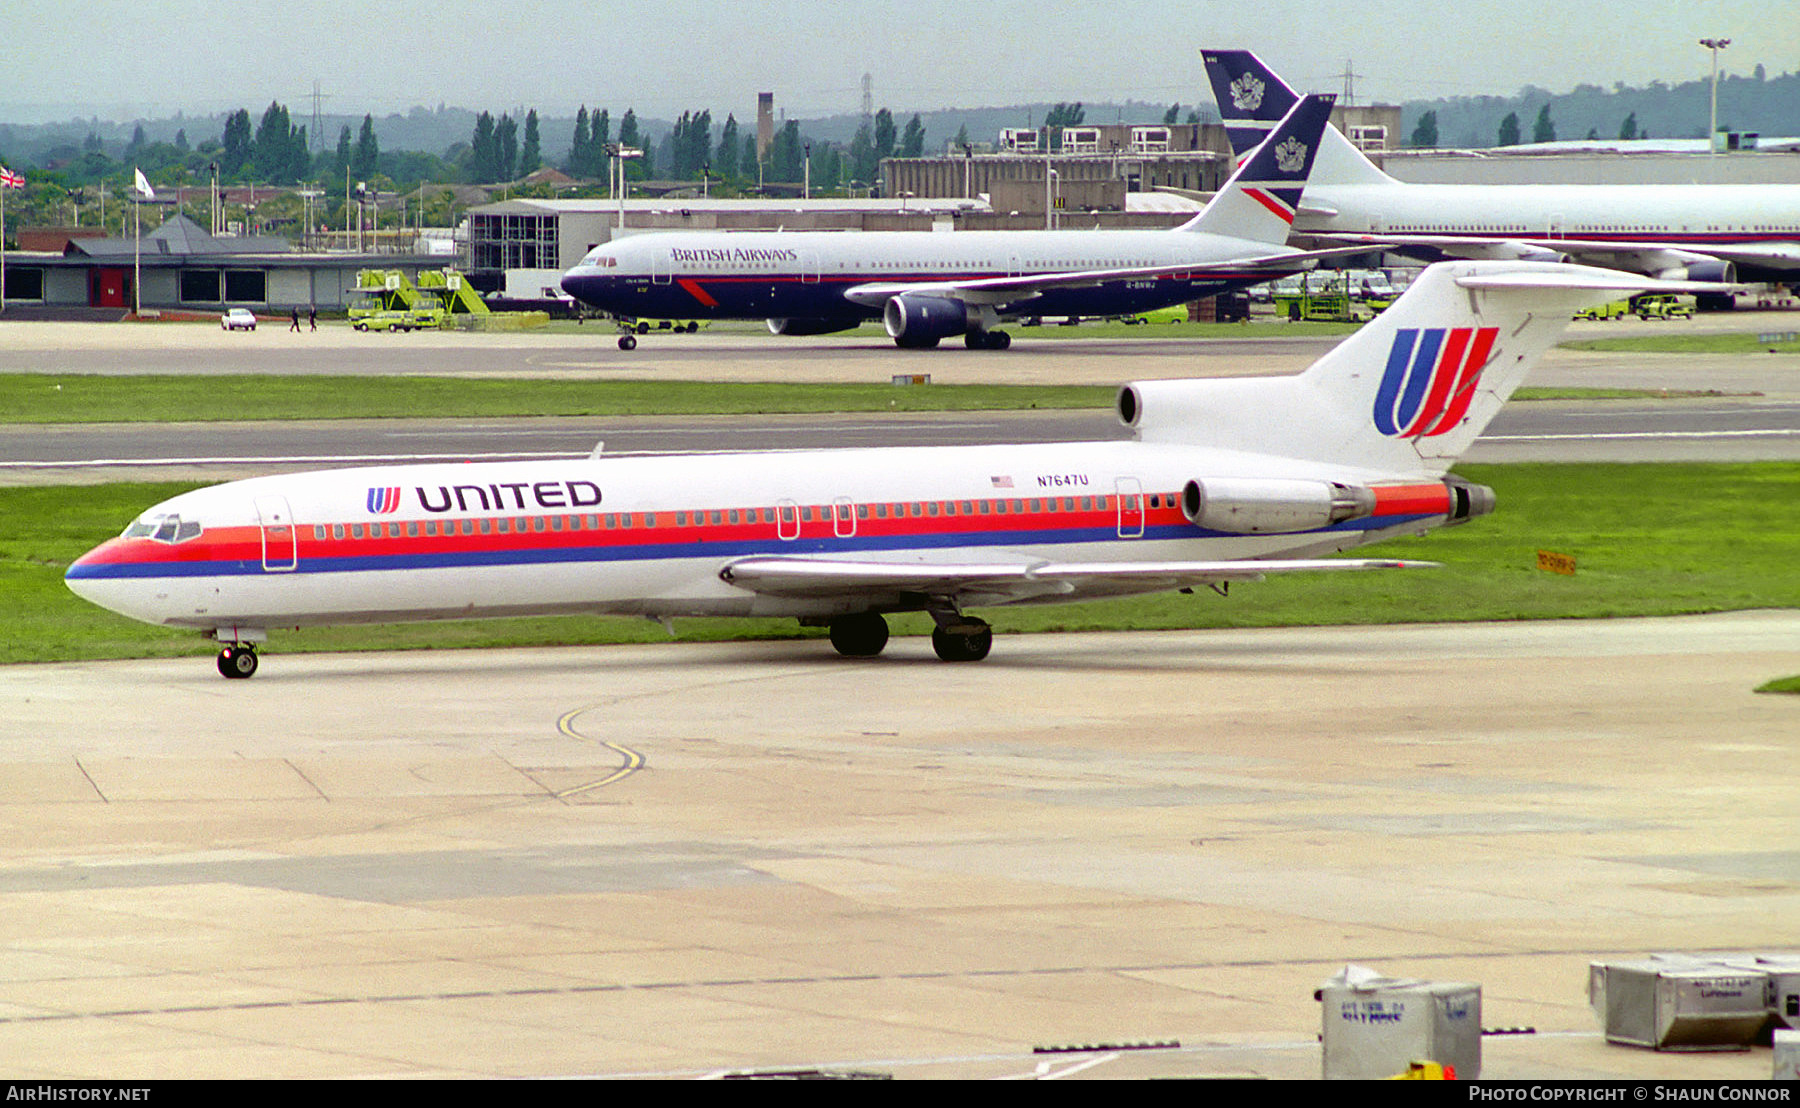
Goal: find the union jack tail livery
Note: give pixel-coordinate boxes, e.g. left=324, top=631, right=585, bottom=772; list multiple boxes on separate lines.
left=1180, top=93, right=1335, bottom=242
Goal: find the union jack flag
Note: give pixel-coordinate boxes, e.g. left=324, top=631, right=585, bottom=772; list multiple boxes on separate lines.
left=0, top=166, right=23, bottom=190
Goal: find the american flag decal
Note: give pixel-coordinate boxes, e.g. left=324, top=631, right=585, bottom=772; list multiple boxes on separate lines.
left=990, top=476, right=1014, bottom=488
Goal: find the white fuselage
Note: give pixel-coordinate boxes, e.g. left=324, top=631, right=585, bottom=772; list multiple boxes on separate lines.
left=561, top=227, right=1288, bottom=324
left=64, top=439, right=1438, bottom=633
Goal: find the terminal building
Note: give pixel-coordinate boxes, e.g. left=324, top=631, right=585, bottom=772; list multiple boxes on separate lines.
left=6, top=102, right=1799, bottom=318
left=0, top=213, right=444, bottom=318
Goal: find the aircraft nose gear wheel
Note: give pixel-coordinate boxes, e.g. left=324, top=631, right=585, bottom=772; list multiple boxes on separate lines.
left=828, top=612, right=890, bottom=657
left=931, top=619, right=992, bottom=662
left=217, top=644, right=259, bottom=679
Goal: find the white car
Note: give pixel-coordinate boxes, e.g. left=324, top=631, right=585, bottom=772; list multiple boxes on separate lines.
left=221, top=308, right=257, bottom=331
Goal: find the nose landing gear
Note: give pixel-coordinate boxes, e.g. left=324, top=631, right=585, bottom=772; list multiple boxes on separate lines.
left=217, top=643, right=259, bottom=679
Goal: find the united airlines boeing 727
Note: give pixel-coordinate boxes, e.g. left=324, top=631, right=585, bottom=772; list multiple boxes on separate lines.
left=66, top=260, right=1713, bottom=677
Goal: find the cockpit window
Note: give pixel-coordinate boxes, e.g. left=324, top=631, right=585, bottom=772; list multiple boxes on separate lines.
left=123, top=513, right=202, bottom=544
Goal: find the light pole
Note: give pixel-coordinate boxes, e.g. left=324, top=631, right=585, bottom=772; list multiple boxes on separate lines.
left=1700, top=37, right=1731, bottom=153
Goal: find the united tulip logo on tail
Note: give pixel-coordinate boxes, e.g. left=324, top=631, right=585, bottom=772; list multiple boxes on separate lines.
left=1373, top=327, right=1498, bottom=438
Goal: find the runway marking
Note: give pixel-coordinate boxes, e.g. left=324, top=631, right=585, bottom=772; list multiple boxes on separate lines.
left=552, top=707, right=645, bottom=797
left=1484, top=429, right=1800, bottom=442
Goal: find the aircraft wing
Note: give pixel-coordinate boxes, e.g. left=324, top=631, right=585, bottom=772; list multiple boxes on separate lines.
left=839, top=246, right=1381, bottom=309
left=720, top=554, right=1433, bottom=606
left=1311, top=231, right=1800, bottom=276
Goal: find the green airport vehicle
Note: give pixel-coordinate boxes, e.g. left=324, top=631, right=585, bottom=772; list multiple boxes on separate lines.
left=1631, top=294, right=1694, bottom=321
left=1573, top=299, right=1631, bottom=322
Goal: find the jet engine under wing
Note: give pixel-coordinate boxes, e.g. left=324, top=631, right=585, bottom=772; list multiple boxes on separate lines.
left=839, top=246, right=1387, bottom=309
left=720, top=554, right=1433, bottom=606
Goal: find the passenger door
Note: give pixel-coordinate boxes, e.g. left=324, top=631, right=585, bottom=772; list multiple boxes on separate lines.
left=256, top=496, right=298, bottom=571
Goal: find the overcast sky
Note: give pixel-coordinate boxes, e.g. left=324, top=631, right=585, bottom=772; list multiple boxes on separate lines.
left=4, top=0, right=1794, bottom=123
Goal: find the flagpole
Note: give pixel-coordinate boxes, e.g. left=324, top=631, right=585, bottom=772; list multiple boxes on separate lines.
left=1, top=181, right=8, bottom=314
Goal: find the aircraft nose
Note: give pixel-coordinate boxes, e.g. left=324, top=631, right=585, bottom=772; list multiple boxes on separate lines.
left=64, top=539, right=148, bottom=620
left=561, top=269, right=616, bottom=310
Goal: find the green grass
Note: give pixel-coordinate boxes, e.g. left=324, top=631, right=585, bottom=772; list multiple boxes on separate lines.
left=11, top=462, right=1799, bottom=666
left=1563, top=332, right=1800, bottom=355
left=0, top=373, right=1715, bottom=425
left=0, top=375, right=1114, bottom=424
left=1758, top=676, right=1800, bottom=695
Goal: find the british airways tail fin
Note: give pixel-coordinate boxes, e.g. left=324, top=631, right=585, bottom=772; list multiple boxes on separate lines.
left=1176, top=92, right=1334, bottom=242
left=1201, top=49, right=1396, bottom=188
left=1123, top=261, right=1717, bottom=476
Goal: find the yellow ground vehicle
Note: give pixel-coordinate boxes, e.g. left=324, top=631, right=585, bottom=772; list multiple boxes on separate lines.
left=353, top=307, right=443, bottom=333
left=1573, top=299, right=1630, bottom=321
left=1632, top=294, right=1694, bottom=320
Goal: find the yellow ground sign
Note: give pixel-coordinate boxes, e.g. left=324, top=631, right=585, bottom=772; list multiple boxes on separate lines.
left=1537, top=550, right=1578, bottom=576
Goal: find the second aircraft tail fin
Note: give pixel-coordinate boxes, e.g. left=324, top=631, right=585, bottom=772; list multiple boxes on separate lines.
left=1176, top=93, right=1334, bottom=243
left=1201, top=49, right=1396, bottom=188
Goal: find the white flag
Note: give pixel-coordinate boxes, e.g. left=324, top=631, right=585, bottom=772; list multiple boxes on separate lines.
left=133, top=167, right=153, bottom=200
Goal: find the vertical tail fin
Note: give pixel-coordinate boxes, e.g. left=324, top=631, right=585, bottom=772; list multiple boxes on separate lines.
left=1124, top=261, right=1705, bottom=475
left=1179, top=93, right=1334, bottom=243
left=1201, top=49, right=1397, bottom=187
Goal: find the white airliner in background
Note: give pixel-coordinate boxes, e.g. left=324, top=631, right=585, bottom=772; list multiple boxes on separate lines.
left=1203, top=50, right=1800, bottom=291
left=562, top=95, right=1362, bottom=350
left=65, top=260, right=1708, bottom=678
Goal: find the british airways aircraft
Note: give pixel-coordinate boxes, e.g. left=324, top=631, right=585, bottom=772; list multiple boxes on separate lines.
left=1203, top=50, right=1800, bottom=288
left=65, top=260, right=1708, bottom=678
left=562, top=95, right=1359, bottom=350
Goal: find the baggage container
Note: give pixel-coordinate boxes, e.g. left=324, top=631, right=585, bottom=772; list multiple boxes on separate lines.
left=1320, top=965, right=1481, bottom=1079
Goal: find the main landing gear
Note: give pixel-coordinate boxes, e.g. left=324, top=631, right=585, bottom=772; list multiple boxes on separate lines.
left=217, top=642, right=259, bottom=679
left=964, top=329, right=1011, bottom=350
left=824, top=611, right=993, bottom=662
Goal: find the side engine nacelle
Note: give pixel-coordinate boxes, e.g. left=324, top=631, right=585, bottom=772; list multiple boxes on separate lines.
left=884, top=294, right=968, bottom=348
left=1653, top=259, right=1737, bottom=284
left=1182, top=477, right=1376, bottom=535
left=767, top=317, right=862, bottom=336
left=1513, top=245, right=1573, bottom=265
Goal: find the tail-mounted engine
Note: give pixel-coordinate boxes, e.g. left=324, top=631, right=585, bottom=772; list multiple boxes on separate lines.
left=1179, top=476, right=1496, bottom=535
left=1182, top=477, right=1375, bottom=534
